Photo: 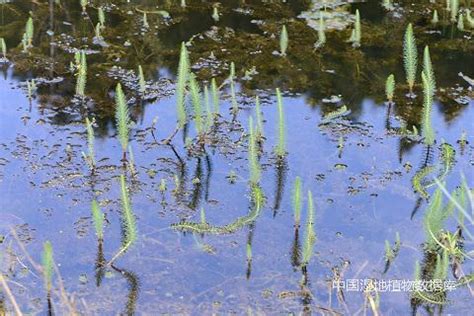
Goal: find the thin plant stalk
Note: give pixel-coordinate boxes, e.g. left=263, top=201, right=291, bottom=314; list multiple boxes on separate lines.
left=275, top=88, right=286, bottom=158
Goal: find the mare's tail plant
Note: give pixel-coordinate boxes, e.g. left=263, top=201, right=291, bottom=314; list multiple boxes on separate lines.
left=423, top=46, right=436, bottom=96
left=280, top=25, right=288, bottom=56
left=211, top=78, right=219, bottom=117
left=0, top=38, right=6, bottom=58
left=142, top=13, right=149, bottom=29
left=98, top=7, right=105, bottom=27
left=457, top=13, right=464, bottom=31
left=293, top=177, right=302, bottom=228
left=248, top=117, right=261, bottom=186
left=21, top=17, right=34, bottom=53
left=94, top=23, right=103, bottom=40
left=109, top=175, right=137, bottom=265
left=189, top=73, right=203, bottom=136
left=315, top=15, right=326, bottom=48
left=383, top=232, right=400, bottom=273
left=403, top=23, right=418, bottom=95
left=229, top=62, right=238, bottom=114
left=348, top=9, right=361, bottom=47
left=25, top=17, right=34, bottom=48
left=128, top=145, right=137, bottom=176
left=91, top=200, right=104, bottom=240
left=203, top=85, right=212, bottom=132
left=432, top=10, right=439, bottom=24
left=80, top=0, right=87, bottom=13
left=81, top=117, right=96, bottom=171
left=212, top=6, right=219, bottom=22
left=138, top=65, right=146, bottom=96
left=451, top=0, right=459, bottom=22
left=275, top=88, right=286, bottom=158
left=42, top=241, right=54, bottom=292
left=115, top=83, right=131, bottom=162
left=421, top=71, right=435, bottom=146
left=385, top=74, right=395, bottom=103
left=423, top=188, right=447, bottom=250
left=301, top=190, right=316, bottom=270
left=75, top=51, right=87, bottom=100
left=255, top=96, right=264, bottom=144
left=176, top=42, right=189, bottom=129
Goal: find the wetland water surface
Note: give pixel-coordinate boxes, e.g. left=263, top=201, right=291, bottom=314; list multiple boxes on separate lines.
left=0, top=0, right=473, bottom=314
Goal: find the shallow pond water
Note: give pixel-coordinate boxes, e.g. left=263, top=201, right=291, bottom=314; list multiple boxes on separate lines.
left=0, top=0, right=473, bottom=315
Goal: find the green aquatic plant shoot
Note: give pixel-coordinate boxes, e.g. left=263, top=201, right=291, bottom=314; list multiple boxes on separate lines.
left=275, top=88, right=286, bottom=158
left=457, top=13, right=464, bottom=31
left=204, top=85, right=213, bottom=132
left=403, top=23, right=418, bottom=94
left=25, top=17, right=34, bottom=48
left=432, top=10, right=439, bottom=24
left=255, top=96, right=264, bottom=143
left=280, top=25, right=288, bottom=56
left=211, top=78, right=219, bottom=116
left=302, top=190, right=316, bottom=268
left=42, top=241, right=54, bottom=292
left=80, top=0, right=87, bottom=13
left=119, top=175, right=137, bottom=250
left=315, top=15, right=326, bottom=48
left=98, top=7, right=105, bottom=26
left=248, top=117, right=261, bottom=185
left=439, top=142, right=455, bottom=177
left=0, top=38, right=6, bottom=58
left=384, top=232, right=400, bottom=271
left=229, top=62, right=238, bottom=114
left=82, top=117, right=95, bottom=170
left=128, top=145, right=137, bottom=175
left=94, top=23, right=102, bottom=40
left=176, top=42, right=189, bottom=128
left=91, top=200, right=104, bottom=240
left=189, top=74, right=203, bottom=135
left=451, top=0, right=459, bottom=22
left=293, top=177, right=302, bottom=227
left=143, top=13, right=149, bottom=29
left=138, top=65, right=146, bottom=96
left=423, top=188, right=448, bottom=249
left=421, top=71, right=435, bottom=146
left=403, top=23, right=417, bottom=95
left=212, top=6, right=219, bottom=22
left=108, top=175, right=137, bottom=266
left=385, top=74, right=395, bottom=102
left=75, top=51, right=87, bottom=99
left=423, top=46, right=436, bottom=96
left=349, top=9, right=361, bottom=47
left=412, top=165, right=435, bottom=199
left=115, top=83, right=131, bottom=160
